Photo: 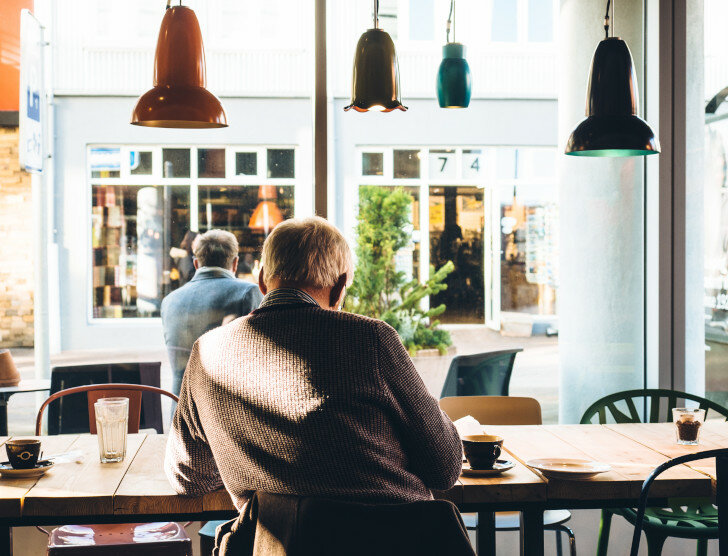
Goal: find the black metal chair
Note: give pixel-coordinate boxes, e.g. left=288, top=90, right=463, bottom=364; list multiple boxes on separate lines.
left=630, top=448, right=728, bottom=556
left=440, top=349, right=522, bottom=398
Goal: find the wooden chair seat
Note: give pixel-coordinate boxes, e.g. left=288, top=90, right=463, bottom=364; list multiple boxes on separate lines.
left=47, top=523, right=191, bottom=555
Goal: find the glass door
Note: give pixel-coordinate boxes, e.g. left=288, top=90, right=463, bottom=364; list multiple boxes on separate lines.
left=428, top=185, right=486, bottom=324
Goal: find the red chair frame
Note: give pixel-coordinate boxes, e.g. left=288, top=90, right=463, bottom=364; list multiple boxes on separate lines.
left=35, top=383, right=179, bottom=435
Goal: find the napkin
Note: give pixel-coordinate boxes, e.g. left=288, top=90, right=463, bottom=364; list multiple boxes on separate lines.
left=453, top=415, right=483, bottom=438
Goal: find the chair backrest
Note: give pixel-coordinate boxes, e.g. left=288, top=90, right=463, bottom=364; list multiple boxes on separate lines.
left=440, top=395, right=542, bottom=425
left=36, top=383, right=178, bottom=435
left=439, top=348, right=523, bottom=398
left=49, top=362, right=162, bottom=434
left=580, top=389, right=728, bottom=424
left=629, top=448, right=728, bottom=556
left=224, top=491, right=476, bottom=556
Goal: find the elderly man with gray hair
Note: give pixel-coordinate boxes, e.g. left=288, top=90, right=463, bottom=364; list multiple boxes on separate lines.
left=161, top=229, right=262, bottom=398
left=165, top=217, right=461, bottom=508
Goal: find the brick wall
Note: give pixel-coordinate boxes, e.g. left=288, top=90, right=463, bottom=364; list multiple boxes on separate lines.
left=0, top=127, right=34, bottom=347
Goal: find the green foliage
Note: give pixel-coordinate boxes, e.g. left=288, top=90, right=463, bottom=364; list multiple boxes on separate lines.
left=345, top=186, right=454, bottom=355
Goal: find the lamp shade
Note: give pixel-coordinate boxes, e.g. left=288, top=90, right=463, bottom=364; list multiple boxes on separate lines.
left=131, top=6, right=227, bottom=128
left=344, top=28, right=407, bottom=112
left=437, top=43, right=471, bottom=108
left=249, top=201, right=284, bottom=234
left=565, top=37, right=659, bottom=157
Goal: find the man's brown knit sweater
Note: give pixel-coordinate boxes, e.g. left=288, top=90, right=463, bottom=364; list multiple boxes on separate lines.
left=164, top=295, right=462, bottom=509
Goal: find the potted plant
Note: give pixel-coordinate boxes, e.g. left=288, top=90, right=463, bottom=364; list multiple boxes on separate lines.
left=345, top=186, right=456, bottom=395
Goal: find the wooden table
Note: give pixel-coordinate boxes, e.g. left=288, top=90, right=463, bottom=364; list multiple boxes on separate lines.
left=0, top=424, right=724, bottom=555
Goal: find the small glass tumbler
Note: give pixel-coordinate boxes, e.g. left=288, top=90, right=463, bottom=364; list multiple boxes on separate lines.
left=95, top=397, right=129, bottom=463
left=673, top=408, right=705, bottom=445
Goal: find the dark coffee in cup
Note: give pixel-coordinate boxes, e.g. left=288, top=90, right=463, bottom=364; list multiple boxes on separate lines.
left=462, top=435, right=503, bottom=470
left=6, top=439, right=41, bottom=469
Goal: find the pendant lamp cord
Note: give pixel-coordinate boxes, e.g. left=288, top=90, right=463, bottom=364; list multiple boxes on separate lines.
left=166, top=0, right=171, bottom=9
left=604, top=0, right=611, bottom=39
left=373, top=0, right=379, bottom=29
left=446, top=0, right=455, bottom=44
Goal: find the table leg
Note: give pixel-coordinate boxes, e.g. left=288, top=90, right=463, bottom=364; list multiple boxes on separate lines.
left=476, top=511, right=496, bottom=555
left=0, top=525, right=12, bottom=556
left=520, top=508, right=544, bottom=556
left=0, top=395, right=9, bottom=436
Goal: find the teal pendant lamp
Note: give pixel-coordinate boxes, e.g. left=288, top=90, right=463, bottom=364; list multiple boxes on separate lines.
left=437, top=0, right=471, bottom=108
left=565, top=0, right=659, bottom=157
left=344, top=0, right=407, bottom=112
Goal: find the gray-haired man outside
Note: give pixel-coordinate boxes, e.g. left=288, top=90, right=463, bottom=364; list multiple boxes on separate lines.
left=161, top=229, right=263, bottom=397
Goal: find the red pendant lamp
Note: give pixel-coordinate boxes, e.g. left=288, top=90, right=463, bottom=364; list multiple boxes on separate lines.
left=131, top=3, right=227, bottom=128
left=249, top=186, right=284, bottom=235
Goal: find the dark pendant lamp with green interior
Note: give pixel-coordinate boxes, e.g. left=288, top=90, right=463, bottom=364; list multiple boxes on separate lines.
left=437, top=0, right=471, bottom=108
left=565, top=0, right=659, bottom=156
left=344, top=0, right=407, bottom=112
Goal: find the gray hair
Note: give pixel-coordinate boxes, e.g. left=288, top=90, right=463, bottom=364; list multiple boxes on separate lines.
left=193, top=229, right=238, bottom=269
left=261, top=217, right=353, bottom=289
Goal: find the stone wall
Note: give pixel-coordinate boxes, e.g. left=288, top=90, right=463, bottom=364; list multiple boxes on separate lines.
left=0, top=127, right=34, bottom=347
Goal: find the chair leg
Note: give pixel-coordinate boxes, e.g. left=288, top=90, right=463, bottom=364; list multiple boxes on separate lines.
left=550, top=524, right=576, bottom=556
left=596, top=509, right=612, bottom=556
left=555, top=529, right=563, bottom=556
left=645, top=531, right=667, bottom=556
left=696, top=538, right=708, bottom=556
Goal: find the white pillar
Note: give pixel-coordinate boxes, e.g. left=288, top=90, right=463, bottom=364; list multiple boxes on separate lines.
left=558, top=0, right=646, bottom=423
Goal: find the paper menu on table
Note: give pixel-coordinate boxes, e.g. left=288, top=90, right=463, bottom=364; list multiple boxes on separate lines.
left=453, top=415, right=483, bottom=438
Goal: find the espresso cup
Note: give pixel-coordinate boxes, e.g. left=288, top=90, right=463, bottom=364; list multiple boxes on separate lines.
left=462, top=435, right=503, bottom=470
left=5, top=439, right=41, bottom=469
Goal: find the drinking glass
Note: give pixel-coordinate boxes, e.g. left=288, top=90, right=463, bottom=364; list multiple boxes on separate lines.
left=673, top=407, right=705, bottom=445
left=95, top=397, right=129, bottom=463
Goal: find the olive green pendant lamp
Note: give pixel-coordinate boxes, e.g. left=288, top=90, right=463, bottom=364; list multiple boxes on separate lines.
left=344, top=0, right=407, bottom=112
left=565, top=0, right=659, bottom=157
left=437, top=0, right=471, bottom=108
left=131, top=0, right=227, bottom=128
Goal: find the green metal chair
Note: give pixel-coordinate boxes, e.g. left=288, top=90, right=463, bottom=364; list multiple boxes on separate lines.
left=580, top=389, right=728, bottom=556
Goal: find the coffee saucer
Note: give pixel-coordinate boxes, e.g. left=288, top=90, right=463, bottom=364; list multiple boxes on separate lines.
left=0, top=461, right=54, bottom=478
left=461, top=459, right=515, bottom=477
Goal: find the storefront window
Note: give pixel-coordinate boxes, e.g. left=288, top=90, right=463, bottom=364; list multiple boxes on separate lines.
left=198, top=185, right=295, bottom=281
left=89, top=145, right=297, bottom=319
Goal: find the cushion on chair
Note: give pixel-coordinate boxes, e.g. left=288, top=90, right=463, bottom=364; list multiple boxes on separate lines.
left=48, top=522, right=191, bottom=555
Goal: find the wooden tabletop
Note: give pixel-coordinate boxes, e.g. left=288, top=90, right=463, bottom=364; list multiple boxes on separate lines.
left=0, top=423, right=724, bottom=522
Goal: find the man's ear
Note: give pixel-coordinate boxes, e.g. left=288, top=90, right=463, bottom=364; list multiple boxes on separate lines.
left=193, top=259, right=200, bottom=270
left=329, top=274, right=347, bottom=309
left=258, top=268, right=267, bottom=295
left=231, top=256, right=239, bottom=275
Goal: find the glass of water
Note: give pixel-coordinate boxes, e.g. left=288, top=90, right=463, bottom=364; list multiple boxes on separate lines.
left=95, top=397, right=129, bottom=463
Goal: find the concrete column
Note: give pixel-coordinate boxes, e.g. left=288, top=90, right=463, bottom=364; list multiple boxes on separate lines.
left=558, top=0, right=646, bottom=423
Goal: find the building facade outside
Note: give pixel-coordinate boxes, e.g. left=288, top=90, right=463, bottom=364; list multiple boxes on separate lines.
left=33, top=0, right=560, bottom=353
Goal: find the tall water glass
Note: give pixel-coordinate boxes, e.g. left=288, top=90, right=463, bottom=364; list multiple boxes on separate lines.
left=95, top=397, right=129, bottom=463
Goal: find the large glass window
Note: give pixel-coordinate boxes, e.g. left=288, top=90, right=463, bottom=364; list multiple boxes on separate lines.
left=491, top=0, right=518, bottom=42
left=89, top=145, right=297, bottom=319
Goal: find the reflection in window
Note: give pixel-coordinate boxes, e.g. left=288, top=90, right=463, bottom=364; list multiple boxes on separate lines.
left=162, top=148, right=191, bottom=178
left=492, top=0, right=518, bottom=42
left=362, top=153, right=384, bottom=176
left=267, top=149, right=295, bottom=178
left=198, top=148, right=225, bottom=178
left=90, top=148, right=121, bottom=179
left=91, top=185, right=189, bottom=318
left=198, top=185, right=295, bottom=281
left=393, top=150, right=420, bottom=179
left=235, top=152, right=258, bottom=176
left=528, top=0, right=553, bottom=42
left=130, top=151, right=152, bottom=176
left=429, top=186, right=485, bottom=323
